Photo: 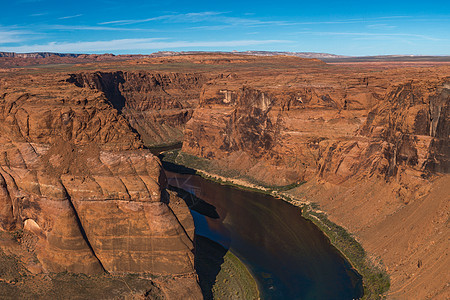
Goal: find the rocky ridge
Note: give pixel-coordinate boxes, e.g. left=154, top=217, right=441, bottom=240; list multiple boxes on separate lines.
left=67, top=71, right=206, bottom=146
left=0, top=73, right=201, bottom=298
left=172, top=55, right=449, bottom=299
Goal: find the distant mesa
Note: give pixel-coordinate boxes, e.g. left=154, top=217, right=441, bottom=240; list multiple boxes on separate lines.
left=0, top=51, right=84, bottom=58
left=1, top=50, right=449, bottom=62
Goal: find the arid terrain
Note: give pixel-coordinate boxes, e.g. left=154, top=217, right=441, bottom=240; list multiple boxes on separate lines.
left=0, top=52, right=448, bottom=299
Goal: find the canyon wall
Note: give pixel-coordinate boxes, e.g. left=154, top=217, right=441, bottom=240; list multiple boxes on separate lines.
left=0, top=73, right=201, bottom=298
left=175, top=57, right=450, bottom=299
left=62, top=58, right=449, bottom=298
left=67, top=71, right=205, bottom=146
left=183, top=72, right=449, bottom=186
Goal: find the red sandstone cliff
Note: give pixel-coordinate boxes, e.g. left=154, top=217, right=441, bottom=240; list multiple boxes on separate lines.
left=60, top=55, right=449, bottom=298
left=177, top=58, right=449, bottom=299
left=67, top=71, right=206, bottom=146
left=182, top=67, right=448, bottom=185
left=0, top=73, right=201, bottom=298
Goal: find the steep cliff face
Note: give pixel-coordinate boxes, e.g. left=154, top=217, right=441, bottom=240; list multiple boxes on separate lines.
left=318, top=80, right=449, bottom=182
left=0, top=73, right=201, bottom=297
left=183, top=73, right=449, bottom=185
left=186, top=87, right=278, bottom=158
left=177, top=59, right=450, bottom=298
left=367, top=80, right=449, bottom=173
left=293, top=80, right=449, bottom=298
left=182, top=73, right=381, bottom=185
left=67, top=71, right=205, bottom=146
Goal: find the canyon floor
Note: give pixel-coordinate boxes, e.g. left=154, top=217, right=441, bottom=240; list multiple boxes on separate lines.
left=0, top=53, right=448, bottom=299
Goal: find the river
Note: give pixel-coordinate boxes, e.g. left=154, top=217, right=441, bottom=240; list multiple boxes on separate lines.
left=162, top=161, right=363, bottom=300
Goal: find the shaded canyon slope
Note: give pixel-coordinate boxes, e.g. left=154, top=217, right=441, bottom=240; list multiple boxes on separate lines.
left=0, top=73, right=201, bottom=299
left=66, top=71, right=205, bottom=147
left=63, top=55, right=449, bottom=299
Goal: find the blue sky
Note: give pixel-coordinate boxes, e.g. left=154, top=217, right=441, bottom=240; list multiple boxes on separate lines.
left=1, top=0, right=449, bottom=55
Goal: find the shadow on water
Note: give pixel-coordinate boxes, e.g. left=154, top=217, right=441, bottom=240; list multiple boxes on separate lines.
left=168, top=184, right=226, bottom=299
left=168, top=185, right=219, bottom=219
left=149, top=142, right=184, bottom=156
left=153, top=148, right=232, bottom=297
left=194, top=235, right=228, bottom=300
left=160, top=158, right=197, bottom=175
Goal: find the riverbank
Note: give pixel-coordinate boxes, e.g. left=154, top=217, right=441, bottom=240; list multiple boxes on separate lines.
left=161, top=149, right=390, bottom=299
left=195, top=235, right=259, bottom=300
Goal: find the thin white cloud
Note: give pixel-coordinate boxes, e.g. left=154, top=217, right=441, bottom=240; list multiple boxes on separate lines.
left=366, top=24, right=396, bottom=30
left=99, top=11, right=297, bottom=27
left=286, top=16, right=411, bottom=26
left=0, top=33, right=23, bottom=44
left=0, top=28, right=31, bottom=44
left=30, top=13, right=48, bottom=17
left=98, top=13, right=416, bottom=30
left=58, top=14, right=83, bottom=20
left=295, top=31, right=444, bottom=41
left=371, top=16, right=411, bottom=20
left=1, top=38, right=290, bottom=53
left=99, top=11, right=223, bottom=25
left=188, top=25, right=233, bottom=30
left=214, top=16, right=292, bottom=26
left=47, top=25, right=159, bottom=32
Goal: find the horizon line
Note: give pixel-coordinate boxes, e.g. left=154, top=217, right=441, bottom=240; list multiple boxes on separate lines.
left=1, top=50, right=450, bottom=57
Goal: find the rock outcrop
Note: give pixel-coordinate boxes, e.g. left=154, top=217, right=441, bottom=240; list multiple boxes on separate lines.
left=67, top=71, right=205, bottom=146
left=0, top=72, right=201, bottom=298
left=183, top=69, right=449, bottom=183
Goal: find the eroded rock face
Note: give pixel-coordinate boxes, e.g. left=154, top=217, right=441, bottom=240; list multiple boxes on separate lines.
left=67, top=71, right=206, bottom=146
left=317, top=80, right=450, bottom=183
left=0, top=73, right=200, bottom=296
left=176, top=56, right=450, bottom=299
left=183, top=70, right=449, bottom=186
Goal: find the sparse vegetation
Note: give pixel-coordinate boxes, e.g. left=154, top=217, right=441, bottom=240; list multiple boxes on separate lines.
left=302, top=207, right=390, bottom=299
left=195, top=235, right=259, bottom=300
left=212, top=250, right=259, bottom=300
left=162, top=149, right=304, bottom=192
left=147, top=141, right=183, bottom=154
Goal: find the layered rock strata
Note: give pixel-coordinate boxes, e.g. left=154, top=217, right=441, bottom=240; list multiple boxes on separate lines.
left=179, top=60, right=449, bottom=299
left=183, top=69, right=449, bottom=185
left=1, top=54, right=449, bottom=299
left=0, top=73, right=201, bottom=298
left=67, top=71, right=205, bottom=146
